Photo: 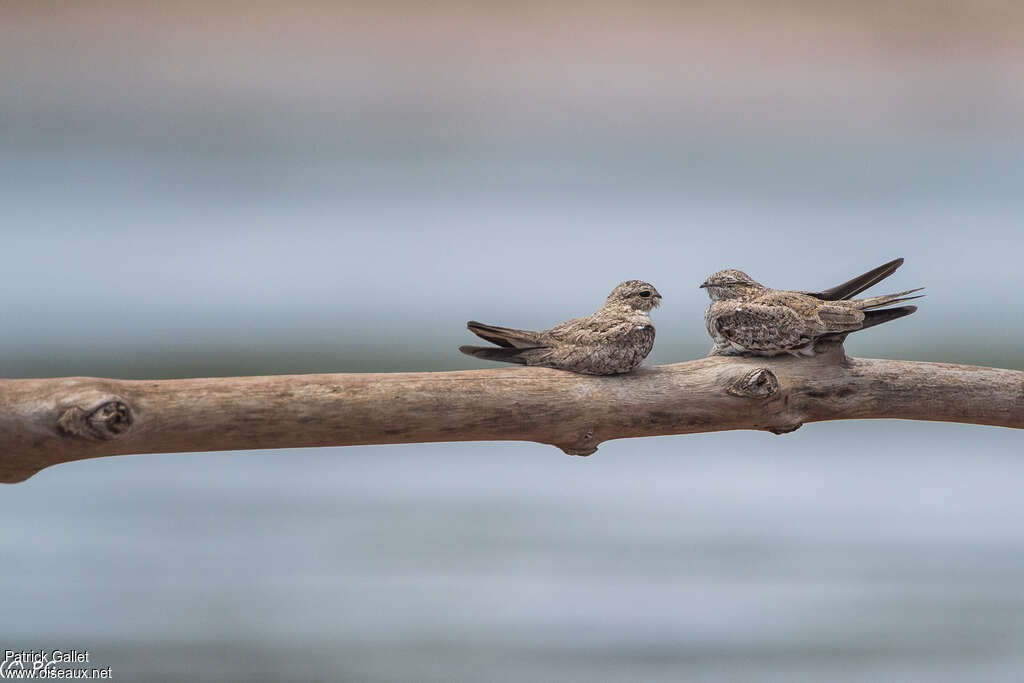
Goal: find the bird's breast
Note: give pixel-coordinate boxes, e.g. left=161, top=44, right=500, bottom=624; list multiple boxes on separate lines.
left=627, top=324, right=656, bottom=352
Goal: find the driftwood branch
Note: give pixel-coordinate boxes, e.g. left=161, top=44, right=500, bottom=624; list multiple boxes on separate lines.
left=1, top=345, right=1021, bottom=483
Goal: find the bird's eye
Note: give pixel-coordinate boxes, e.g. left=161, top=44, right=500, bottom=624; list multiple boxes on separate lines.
left=638, top=291, right=651, bottom=298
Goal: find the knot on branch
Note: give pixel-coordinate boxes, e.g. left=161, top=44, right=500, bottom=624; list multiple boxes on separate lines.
left=727, top=368, right=779, bottom=399
left=57, top=400, right=133, bottom=440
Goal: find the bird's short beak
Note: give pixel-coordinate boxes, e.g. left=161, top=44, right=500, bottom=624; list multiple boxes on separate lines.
left=698, top=282, right=709, bottom=289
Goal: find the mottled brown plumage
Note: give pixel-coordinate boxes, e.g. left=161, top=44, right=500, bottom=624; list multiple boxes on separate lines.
left=701, top=259, right=923, bottom=357
left=460, top=280, right=662, bottom=375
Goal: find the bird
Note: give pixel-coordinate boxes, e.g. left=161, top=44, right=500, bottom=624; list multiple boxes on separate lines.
left=700, top=257, right=923, bottom=357
left=460, top=280, right=662, bottom=375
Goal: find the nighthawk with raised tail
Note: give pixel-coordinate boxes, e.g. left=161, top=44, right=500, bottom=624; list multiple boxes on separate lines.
left=701, top=257, right=923, bottom=357
left=460, top=280, right=662, bottom=375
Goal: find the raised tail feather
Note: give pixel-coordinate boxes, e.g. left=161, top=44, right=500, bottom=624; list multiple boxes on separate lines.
left=811, top=258, right=905, bottom=301
left=466, top=320, right=541, bottom=349
left=853, top=288, right=925, bottom=310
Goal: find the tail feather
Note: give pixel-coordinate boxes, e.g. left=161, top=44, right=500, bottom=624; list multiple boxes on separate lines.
left=459, top=345, right=542, bottom=365
left=810, top=258, right=905, bottom=301
left=853, top=288, right=925, bottom=310
left=466, top=320, right=540, bottom=348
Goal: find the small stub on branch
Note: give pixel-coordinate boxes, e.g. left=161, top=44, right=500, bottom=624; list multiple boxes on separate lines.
left=727, top=368, right=779, bottom=399
left=57, top=400, right=134, bottom=440
left=557, top=428, right=599, bottom=457
left=767, top=423, right=803, bottom=435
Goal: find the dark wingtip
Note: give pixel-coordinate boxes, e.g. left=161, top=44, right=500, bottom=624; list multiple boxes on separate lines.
left=886, top=303, right=918, bottom=316
left=459, top=344, right=496, bottom=358
left=857, top=305, right=918, bottom=331
left=878, top=257, right=904, bottom=269
left=814, top=257, right=909, bottom=301
left=459, top=345, right=530, bottom=365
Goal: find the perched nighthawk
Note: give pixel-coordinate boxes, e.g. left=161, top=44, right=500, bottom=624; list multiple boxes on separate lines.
left=701, top=258, right=923, bottom=357
left=460, top=280, right=662, bottom=375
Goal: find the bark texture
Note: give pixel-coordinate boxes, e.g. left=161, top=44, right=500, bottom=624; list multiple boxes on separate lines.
left=1, top=346, right=1021, bottom=483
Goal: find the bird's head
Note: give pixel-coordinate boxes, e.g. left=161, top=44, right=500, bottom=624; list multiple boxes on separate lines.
left=606, top=280, right=662, bottom=312
left=699, top=269, right=763, bottom=302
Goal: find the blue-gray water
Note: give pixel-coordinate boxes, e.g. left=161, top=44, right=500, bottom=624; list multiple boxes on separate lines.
left=2, top=133, right=1023, bottom=379
left=4, top=423, right=1024, bottom=682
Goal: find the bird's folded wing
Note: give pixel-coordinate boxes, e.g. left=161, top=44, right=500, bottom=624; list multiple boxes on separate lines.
left=710, top=302, right=813, bottom=352
left=547, top=316, right=650, bottom=345
left=815, top=305, right=865, bottom=331
left=546, top=315, right=604, bottom=343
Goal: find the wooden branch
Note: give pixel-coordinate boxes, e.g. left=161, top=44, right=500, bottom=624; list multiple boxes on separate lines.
left=1, top=345, right=1021, bottom=483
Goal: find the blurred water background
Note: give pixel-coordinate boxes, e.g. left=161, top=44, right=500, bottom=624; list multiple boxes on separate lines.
left=2, top=1, right=1023, bottom=680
